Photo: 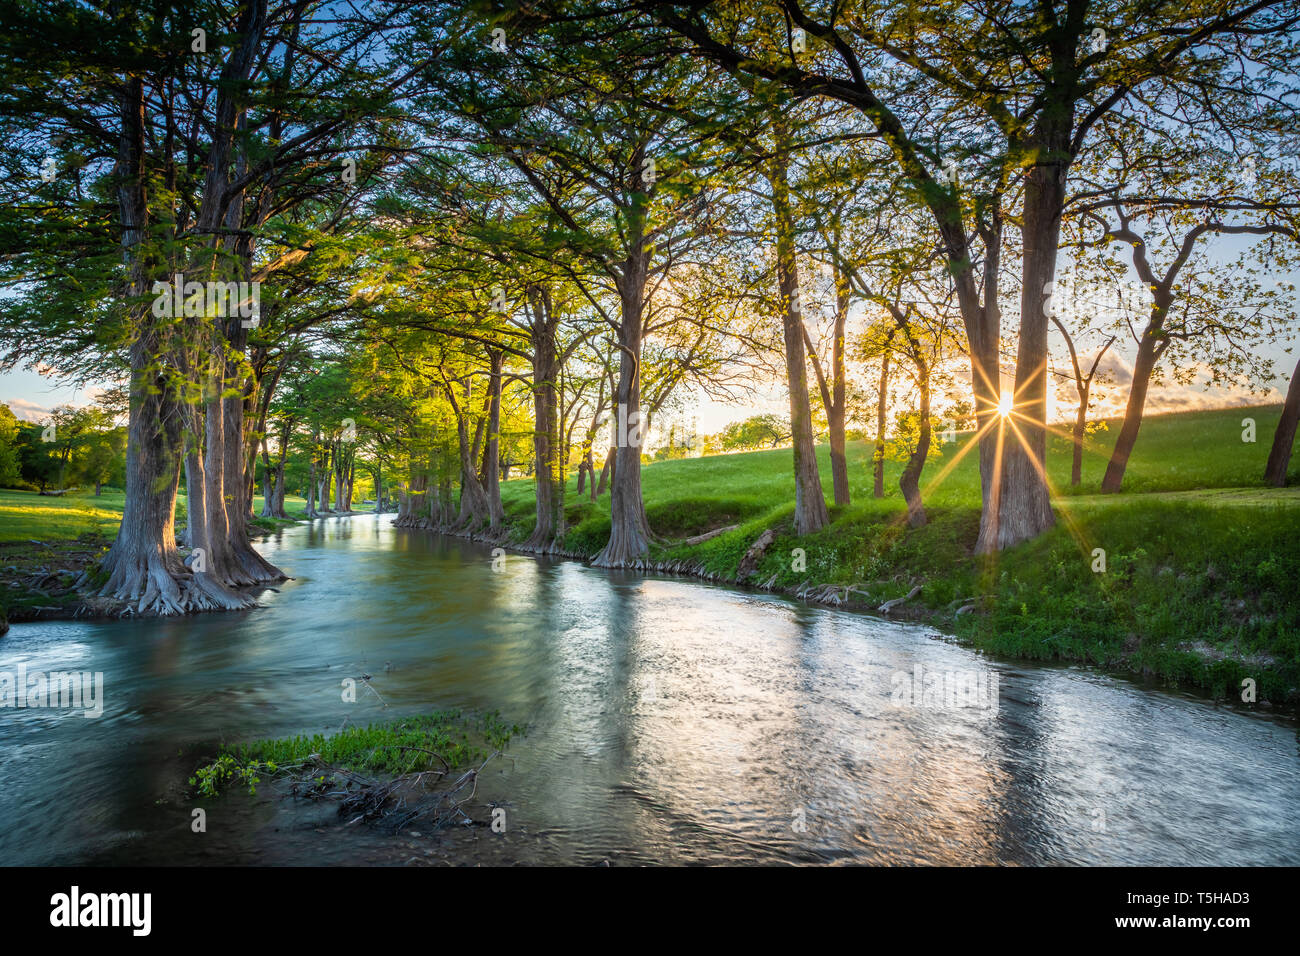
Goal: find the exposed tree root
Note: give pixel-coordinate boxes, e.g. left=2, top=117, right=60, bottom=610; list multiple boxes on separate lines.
left=735, top=528, right=777, bottom=583
left=270, top=750, right=503, bottom=833
left=225, top=538, right=288, bottom=586
left=83, top=549, right=261, bottom=617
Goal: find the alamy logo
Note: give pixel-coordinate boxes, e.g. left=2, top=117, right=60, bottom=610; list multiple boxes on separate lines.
left=890, top=663, right=998, bottom=712
left=49, top=886, right=150, bottom=936
left=0, top=665, right=103, bottom=718
left=151, top=273, right=261, bottom=327
left=612, top=402, right=645, bottom=448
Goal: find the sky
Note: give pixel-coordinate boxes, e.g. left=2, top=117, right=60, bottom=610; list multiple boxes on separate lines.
left=5, top=242, right=1297, bottom=437
left=2, top=367, right=102, bottom=422
left=4, top=314, right=1295, bottom=439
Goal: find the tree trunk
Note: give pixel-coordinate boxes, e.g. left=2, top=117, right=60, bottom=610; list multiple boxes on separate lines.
left=447, top=379, right=491, bottom=533
left=200, top=381, right=241, bottom=585
left=260, top=436, right=273, bottom=517
left=899, top=365, right=931, bottom=528
left=318, top=443, right=332, bottom=512
left=979, top=136, right=1063, bottom=551
left=97, top=366, right=209, bottom=612
left=592, top=257, right=655, bottom=568
left=217, top=326, right=282, bottom=583
left=470, top=416, right=486, bottom=480
left=596, top=447, right=613, bottom=497
left=395, top=481, right=411, bottom=523
left=182, top=428, right=202, bottom=550
left=828, top=266, right=850, bottom=505
left=874, top=352, right=890, bottom=498
left=395, top=473, right=426, bottom=527
left=770, top=150, right=828, bottom=535
left=272, top=426, right=289, bottom=518
left=162, top=0, right=267, bottom=603
left=1071, top=383, right=1088, bottom=488
left=828, top=400, right=848, bottom=507
left=93, top=74, right=245, bottom=613
left=335, top=450, right=347, bottom=513
left=304, top=435, right=318, bottom=517
left=483, top=348, right=505, bottom=531
left=967, top=300, right=1003, bottom=555
left=1264, top=354, right=1300, bottom=486
left=1101, top=335, right=1160, bottom=493
left=526, top=286, right=565, bottom=550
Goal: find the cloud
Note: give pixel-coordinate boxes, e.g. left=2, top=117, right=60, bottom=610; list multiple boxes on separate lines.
left=3, top=397, right=54, bottom=422
left=1085, top=348, right=1134, bottom=389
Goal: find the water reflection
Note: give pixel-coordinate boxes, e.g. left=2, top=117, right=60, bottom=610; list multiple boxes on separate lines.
left=0, top=513, right=1296, bottom=865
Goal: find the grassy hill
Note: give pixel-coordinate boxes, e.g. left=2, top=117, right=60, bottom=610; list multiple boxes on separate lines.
left=500, top=403, right=1300, bottom=549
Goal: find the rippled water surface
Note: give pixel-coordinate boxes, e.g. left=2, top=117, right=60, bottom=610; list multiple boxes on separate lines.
left=2, top=515, right=1296, bottom=865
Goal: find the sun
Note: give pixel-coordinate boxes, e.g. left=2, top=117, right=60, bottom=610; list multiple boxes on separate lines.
left=998, top=391, right=1014, bottom=418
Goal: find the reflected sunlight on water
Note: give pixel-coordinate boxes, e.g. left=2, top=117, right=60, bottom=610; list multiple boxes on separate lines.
left=1, top=514, right=1296, bottom=865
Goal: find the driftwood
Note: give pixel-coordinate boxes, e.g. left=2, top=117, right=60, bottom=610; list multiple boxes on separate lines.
left=879, top=584, right=923, bottom=615
left=735, top=528, right=777, bottom=583
left=682, top=524, right=739, bottom=546
left=270, top=745, right=504, bottom=834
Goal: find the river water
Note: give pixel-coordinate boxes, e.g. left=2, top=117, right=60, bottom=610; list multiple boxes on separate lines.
left=2, top=515, right=1296, bottom=866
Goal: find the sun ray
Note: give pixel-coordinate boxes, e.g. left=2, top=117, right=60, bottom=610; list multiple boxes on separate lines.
left=919, top=414, right=999, bottom=498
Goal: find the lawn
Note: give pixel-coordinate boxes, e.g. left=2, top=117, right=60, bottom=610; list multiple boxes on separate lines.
left=0, top=489, right=318, bottom=544
left=500, top=403, right=1300, bottom=548
left=0, top=487, right=136, bottom=543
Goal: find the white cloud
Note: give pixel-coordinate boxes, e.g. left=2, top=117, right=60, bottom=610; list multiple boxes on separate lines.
left=3, top=397, right=54, bottom=422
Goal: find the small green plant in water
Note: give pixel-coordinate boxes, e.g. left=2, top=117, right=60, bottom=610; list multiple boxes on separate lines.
left=190, top=710, right=524, bottom=799
left=189, top=754, right=275, bottom=797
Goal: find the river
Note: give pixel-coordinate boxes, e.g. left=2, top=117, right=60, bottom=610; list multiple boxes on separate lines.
left=2, top=514, right=1296, bottom=865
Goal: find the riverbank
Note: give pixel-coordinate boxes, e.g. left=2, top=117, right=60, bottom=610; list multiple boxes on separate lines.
left=0, top=533, right=107, bottom=629
left=4, top=405, right=1297, bottom=703
left=485, top=495, right=1299, bottom=706
left=189, top=709, right=522, bottom=832
left=0, top=498, right=368, bottom=628
left=491, top=405, right=1300, bottom=705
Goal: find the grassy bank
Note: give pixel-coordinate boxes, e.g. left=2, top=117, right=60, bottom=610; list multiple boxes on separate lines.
left=192, top=709, right=523, bottom=798
left=0, top=490, right=334, bottom=626
left=0, top=487, right=134, bottom=542
left=190, top=710, right=524, bottom=836
left=499, top=404, right=1300, bottom=704
left=0, top=488, right=327, bottom=544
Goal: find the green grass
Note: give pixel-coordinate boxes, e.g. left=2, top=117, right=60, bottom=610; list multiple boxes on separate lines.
left=500, top=404, right=1300, bottom=550
left=192, top=710, right=523, bottom=797
left=0, top=487, right=319, bottom=543
left=498, top=404, right=1300, bottom=703
left=0, top=487, right=134, bottom=542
